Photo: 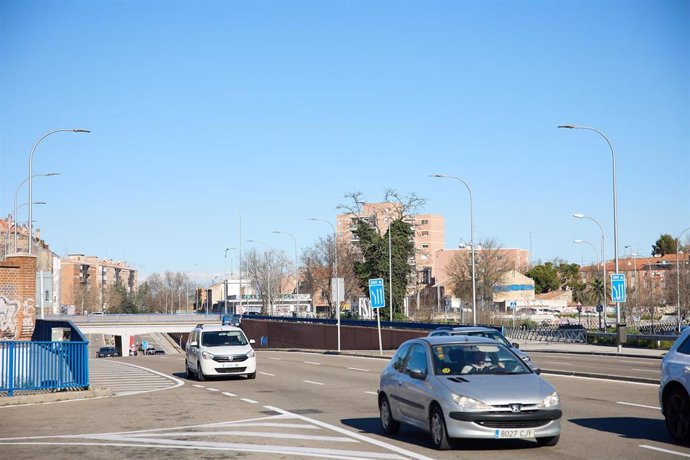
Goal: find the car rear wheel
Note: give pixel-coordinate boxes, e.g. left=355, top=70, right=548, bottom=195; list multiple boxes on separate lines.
left=196, top=361, right=206, bottom=381
left=536, top=435, right=560, bottom=446
left=379, top=395, right=400, bottom=435
left=430, top=405, right=452, bottom=450
left=665, top=388, right=690, bottom=444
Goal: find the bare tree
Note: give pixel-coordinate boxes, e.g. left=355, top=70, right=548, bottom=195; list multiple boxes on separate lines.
left=244, top=248, right=290, bottom=315
left=383, top=189, right=426, bottom=220
left=301, top=234, right=362, bottom=317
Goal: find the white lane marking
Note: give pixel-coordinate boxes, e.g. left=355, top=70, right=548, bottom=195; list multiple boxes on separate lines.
left=128, top=430, right=357, bottom=442
left=366, top=391, right=378, bottom=395
left=193, top=385, right=205, bottom=388
left=640, top=445, right=690, bottom=457
left=543, top=373, right=658, bottom=387
left=219, top=422, right=318, bottom=429
left=259, top=372, right=275, bottom=376
left=631, top=368, right=659, bottom=373
left=267, top=357, right=282, bottom=360
left=266, top=405, right=435, bottom=460
left=348, top=367, right=369, bottom=372
left=617, top=401, right=661, bottom=410
left=303, top=380, right=325, bottom=386
left=207, top=388, right=219, bottom=392
left=304, top=361, right=321, bottom=365
left=222, top=392, right=236, bottom=397
left=94, top=360, right=184, bottom=397
left=542, top=361, right=572, bottom=365
left=620, top=359, right=652, bottom=363
left=240, top=398, right=258, bottom=404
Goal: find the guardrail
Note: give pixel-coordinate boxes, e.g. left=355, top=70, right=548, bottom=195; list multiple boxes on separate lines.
left=504, top=326, right=588, bottom=343
left=0, top=341, right=89, bottom=396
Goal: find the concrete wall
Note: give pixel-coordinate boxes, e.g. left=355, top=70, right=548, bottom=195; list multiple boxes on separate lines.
left=0, top=255, right=37, bottom=340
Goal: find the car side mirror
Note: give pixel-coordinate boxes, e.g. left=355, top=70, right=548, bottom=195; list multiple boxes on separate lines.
left=189, top=341, right=198, bottom=348
left=249, top=339, right=256, bottom=344
left=533, top=367, right=541, bottom=375
left=408, top=369, right=427, bottom=380
left=512, top=342, right=520, bottom=349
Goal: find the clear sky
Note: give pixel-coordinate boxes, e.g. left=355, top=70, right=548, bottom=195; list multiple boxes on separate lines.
left=1, top=0, right=688, bottom=282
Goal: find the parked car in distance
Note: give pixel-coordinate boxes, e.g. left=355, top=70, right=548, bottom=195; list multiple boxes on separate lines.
left=144, top=347, right=165, bottom=355
left=378, top=336, right=561, bottom=450
left=660, top=327, right=690, bottom=444
left=96, top=346, right=118, bottom=358
left=428, top=326, right=532, bottom=366
left=185, top=323, right=256, bottom=381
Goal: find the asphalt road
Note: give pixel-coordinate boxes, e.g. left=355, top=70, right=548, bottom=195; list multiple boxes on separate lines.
left=528, top=351, right=662, bottom=382
left=0, top=350, right=687, bottom=459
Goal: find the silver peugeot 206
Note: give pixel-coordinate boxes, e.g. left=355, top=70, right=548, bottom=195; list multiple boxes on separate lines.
left=378, top=335, right=561, bottom=450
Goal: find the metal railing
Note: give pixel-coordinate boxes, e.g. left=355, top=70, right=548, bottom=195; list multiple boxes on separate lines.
left=0, top=341, right=89, bottom=396
left=504, top=326, right=587, bottom=343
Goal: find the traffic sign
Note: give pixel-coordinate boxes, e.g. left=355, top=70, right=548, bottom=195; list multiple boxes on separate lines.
left=596, top=304, right=603, bottom=313
left=368, top=278, right=385, bottom=309
left=611, top=274, right=626, bottom=303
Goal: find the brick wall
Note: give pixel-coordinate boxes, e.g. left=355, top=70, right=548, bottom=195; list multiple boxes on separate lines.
left=0, top=255, right=37, bottom=340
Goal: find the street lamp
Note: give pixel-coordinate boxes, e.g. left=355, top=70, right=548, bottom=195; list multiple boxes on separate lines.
left=435, top=248, right=445, bottom=313
left=13, top=173, right=60, bottom=252
left=309, top=218, right=340, bottom=352
left=573, top=213, right=607, bottom=323
left=677, top=227, right=690, bottom=332
left=224, top=248, right=237, bottom=315
left=431, top=174, right=477, bottom=326
left=28, top=129, right=90, bottom=254
left=272, top=231, right=300, bottom=317
left=247, top=239, right=272, bottom=315
left=559, top=124, right=622, bottom=351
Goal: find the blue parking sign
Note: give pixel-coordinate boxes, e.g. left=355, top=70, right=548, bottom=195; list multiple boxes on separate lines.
left=368, top=278, right=385, bottom=309
left=611, top=274, right=626, bottom=303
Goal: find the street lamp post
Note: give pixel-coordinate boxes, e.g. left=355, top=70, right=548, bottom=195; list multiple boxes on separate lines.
left=309, top=218, right=340, bottom=352
left=431, top=174, right=477, bottom=326
left=677, top=227, right=690, bottom=332
left=380, top=209, right=395, bottom=322
left=575, top=239, right=600, bottom=329
left=224, top=248, right=237, bottom=315
left=28, top=129, right=89, bottom=254
left=13, top=173, right=60, bottom=253
left=573, top=213, right=607, bottom=325
left=272, top=231, right=300, bottom=316
left=435, top=248, right=444, bottom=313
left=559, top=125, right=622, bottom=351
left=247, top=240, right=272, bottom=315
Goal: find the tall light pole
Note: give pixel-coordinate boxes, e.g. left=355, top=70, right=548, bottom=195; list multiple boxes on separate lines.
left=431, top=174, right=477, bottom=325
left=559, top=125, right=621, bottom=351
left=224, top=248, right=236, bottom=315
left=272, top=231, right=300, bottom=316
left=677, top=227, right=690, bottom=333
left=309, top=218, right=340, bottom=352
left=435, top=248, right=444, bottom=313
left=28, top=129, right=90, bottom=254
left=573, top=213, right=607, bottom=324
left=13, top=173, right=60, bottom=253
left=381, top=208, right=395, bottom=322
left=247, top=239, right=272, bottom=315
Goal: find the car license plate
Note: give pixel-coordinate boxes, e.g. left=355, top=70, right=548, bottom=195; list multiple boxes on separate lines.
left=223, top=362, right=241, bottom=368
left=494, top=429, right=534, bottom=439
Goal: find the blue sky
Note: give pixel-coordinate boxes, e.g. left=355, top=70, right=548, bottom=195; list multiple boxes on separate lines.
left=1, top=0, right=688, bottom=281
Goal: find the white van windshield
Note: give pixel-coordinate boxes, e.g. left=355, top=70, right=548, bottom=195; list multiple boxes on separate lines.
left=201, top=331, right=248, bottom=347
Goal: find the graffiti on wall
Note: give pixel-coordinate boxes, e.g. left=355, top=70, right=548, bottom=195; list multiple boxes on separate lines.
left=0, top=296, right=36, bottom=340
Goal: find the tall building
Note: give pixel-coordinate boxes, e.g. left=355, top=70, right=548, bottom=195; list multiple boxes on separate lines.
left=60, top=254, right=138, bottom=313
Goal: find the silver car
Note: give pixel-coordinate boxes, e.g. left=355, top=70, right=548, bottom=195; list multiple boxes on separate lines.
left=659, top=327, right=690, bottom=444
left=428, top=326, right=532, bottom=366
left=378, top=335, right=561, bottom=450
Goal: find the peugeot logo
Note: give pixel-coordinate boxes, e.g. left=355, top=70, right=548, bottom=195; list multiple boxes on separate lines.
left=227, top=355, right=233, bottom=362
left=510, top=404, right=522, bottom=413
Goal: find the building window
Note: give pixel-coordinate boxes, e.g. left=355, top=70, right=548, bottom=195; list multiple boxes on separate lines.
left=420, top=231, right=429, bottom=237
left=420, top=219, right=429, bottom=225
left=422, top=244, right=429, bottom=249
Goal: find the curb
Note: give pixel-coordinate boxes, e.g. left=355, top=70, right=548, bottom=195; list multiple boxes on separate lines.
left=541, top=369, right=659, bottom=385
left=521, top=349, right=664, bottom=360
left=0, top=387, right=114, bottom=407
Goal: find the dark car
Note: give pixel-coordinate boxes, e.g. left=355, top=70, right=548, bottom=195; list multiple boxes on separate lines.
left=97, top=346, right=118, bottom=358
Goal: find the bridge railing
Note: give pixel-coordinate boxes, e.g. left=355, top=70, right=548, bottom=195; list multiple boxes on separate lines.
left=0, top=341, right=89, bottom=396
left=504, top=326, right=588, bottom=343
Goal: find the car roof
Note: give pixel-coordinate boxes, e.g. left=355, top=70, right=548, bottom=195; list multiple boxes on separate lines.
left=421, top=335, right=498, bottom=346
left=449, top=326, right=499, bottom=333
left=194, top=324, right=243, bottom=332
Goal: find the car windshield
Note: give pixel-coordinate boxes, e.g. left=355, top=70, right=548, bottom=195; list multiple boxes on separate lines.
left=431, top=343, right=531, bottom=376
left=201, top=331, right=248, bottom=347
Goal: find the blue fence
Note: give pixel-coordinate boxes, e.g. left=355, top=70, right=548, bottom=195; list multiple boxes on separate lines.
left=1, top=319, right=89, bottom=397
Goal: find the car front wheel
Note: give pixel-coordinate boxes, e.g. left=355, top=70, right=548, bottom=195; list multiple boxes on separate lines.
left=185, top=360, right=194, bottom=379
left=379, top=395, right=400, bottom=435
left=197, top=361, right=206, bottom=381
left=430, top=405, right=452, bottom=450
left=665, top=388, right=690, bottom=444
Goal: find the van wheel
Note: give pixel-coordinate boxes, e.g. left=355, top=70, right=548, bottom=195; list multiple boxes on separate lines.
left=197, top=361, right=206, bottom=381
left=185, top=360, right=194, bottom=379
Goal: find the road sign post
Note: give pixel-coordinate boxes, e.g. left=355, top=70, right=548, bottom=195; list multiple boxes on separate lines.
left=369, top=278, right=385, bottom=355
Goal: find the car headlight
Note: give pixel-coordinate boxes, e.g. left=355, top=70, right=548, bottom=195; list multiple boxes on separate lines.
left=247, top=350, right=256, bottom=358
left=537, top=391, right=560, bottom=408
left=201, top=351, right=214, bottom=360
left=452, top=394, right=492, bottom=410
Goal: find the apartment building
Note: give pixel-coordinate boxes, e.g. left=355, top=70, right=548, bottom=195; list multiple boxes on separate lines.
left=60, top=254, right=138, bottom=312
left=336, top=202, right=445, bottom=281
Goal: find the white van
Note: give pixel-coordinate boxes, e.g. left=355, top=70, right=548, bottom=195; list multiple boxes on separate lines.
left=185, top=324, right=256, bottom=380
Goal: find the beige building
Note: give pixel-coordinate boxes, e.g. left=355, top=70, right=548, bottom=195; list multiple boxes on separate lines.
left=336, top=202, right=445, bottom=283
left=60, top=254, right=138, bottom=313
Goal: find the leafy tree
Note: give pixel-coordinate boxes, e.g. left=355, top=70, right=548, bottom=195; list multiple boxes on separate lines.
left=526, top=262, right=560, bottom=294
left=652, top=234, right=678, bottom=256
